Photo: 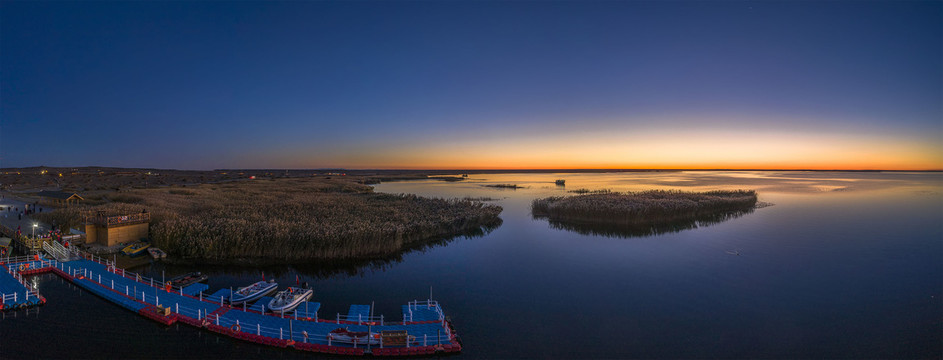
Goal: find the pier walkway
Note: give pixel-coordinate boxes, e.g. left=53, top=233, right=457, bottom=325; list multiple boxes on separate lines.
left=0, top=253, right=461, bottom=356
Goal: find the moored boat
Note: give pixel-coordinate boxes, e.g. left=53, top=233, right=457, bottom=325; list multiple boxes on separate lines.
left=267, top=286, right=313, bottom=313
left=229, top=280, right=278, bottom=304
left=148, top=247, right=166, bottom=259
left=555, top=179, right=565, bottom=185
left=168, top=272, right=208, bottom=288
left=328, top=327, right=381, bottom=345
left=121, top=242, right=150, bottom=257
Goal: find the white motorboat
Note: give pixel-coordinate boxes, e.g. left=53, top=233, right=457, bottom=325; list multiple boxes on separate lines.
left=229, top=280, right=278, bottom=304
left=267, top=286, right=313, bottom=313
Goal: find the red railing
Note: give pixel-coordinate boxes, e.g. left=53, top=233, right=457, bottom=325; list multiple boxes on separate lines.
left=87, top=213, right=150, bottom=227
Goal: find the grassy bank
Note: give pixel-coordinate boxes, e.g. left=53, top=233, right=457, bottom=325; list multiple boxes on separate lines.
left=531, top=190, right=758, bottom=237
left=35, top=178, right=502, bottom=262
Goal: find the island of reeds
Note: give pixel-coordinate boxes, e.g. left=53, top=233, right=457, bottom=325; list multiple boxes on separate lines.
left=531, top=190, right=758, bottom=238
left=35, top=177, right=502, bottom=263
left=483, top=184, right=525, bottom=189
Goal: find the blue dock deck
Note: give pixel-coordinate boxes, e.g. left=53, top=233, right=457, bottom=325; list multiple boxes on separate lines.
left=182, top=283, right=209, bottom=296
left=0, top=253, right=462, bottom=356
left=402, top=302, right=444, bottom=322
left=249, top=296, right=275, bottom=312
left=293, top=302, right=320, bottom=319
left=348, top=304, right=371, bottom=320
left=205, top=288, right=231, bottom=304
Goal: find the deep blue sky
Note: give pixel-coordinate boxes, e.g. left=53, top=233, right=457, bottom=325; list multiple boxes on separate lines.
left=2, top=1, right=941, bottom=169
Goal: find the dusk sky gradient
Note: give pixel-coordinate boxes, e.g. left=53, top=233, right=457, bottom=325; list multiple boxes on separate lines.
left=2, top=1, right=941, bottom=170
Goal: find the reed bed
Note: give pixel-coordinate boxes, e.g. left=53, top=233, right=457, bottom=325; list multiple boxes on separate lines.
left=567, top=188, right=612, bottom=194
left=532, top=190, right=758, bottom=228
left=483, top=184, right=525, bottom=189
left=36, top=178, right=502, bottom=262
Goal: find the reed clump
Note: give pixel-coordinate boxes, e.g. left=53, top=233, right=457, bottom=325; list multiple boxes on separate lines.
left=38, top=178, right=502, bottom=262
left=567, top=188, right=611, bottom=194
left=483, top=184, right=525, bottom=189
left=532, top=190, right=758, bottom=229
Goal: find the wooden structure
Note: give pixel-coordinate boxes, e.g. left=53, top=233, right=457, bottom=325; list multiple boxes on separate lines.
left=381, top=330, right=409, bottom=346
left=84, top=211, right=150, bottom=247
left=37, top=191, right=84, bottom=206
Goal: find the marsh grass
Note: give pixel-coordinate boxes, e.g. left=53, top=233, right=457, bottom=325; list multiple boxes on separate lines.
left=567, top=188, right=612, bottom=194
left=36, top=178, right=503, bottom=262
left=532, top=190, right=758, bottom=237
left=462, top=196, right=500, bottom=201
left=483, top=184, right=525, bottom=189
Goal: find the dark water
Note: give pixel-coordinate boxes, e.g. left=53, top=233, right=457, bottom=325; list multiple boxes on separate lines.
left=2, top=171, right=941, bottom=359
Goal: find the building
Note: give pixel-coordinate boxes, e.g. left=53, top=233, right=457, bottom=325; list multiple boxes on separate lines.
left=37, top=190, right=84, bottom=206
left=84, top=211, right=150, bottom=247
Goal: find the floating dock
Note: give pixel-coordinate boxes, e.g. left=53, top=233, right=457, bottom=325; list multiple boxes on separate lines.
left=0, top=258, right=47, bottom=310
left=0, top=253, right=461, bottom=356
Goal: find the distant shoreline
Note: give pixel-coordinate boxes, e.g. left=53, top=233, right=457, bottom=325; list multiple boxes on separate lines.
left=1, top=165, right=940, bottom=174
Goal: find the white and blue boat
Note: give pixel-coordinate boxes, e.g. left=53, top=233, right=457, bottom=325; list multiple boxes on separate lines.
left=267, top=287, right=313, bottom=313
left=229, top=280, right=277, bottom=304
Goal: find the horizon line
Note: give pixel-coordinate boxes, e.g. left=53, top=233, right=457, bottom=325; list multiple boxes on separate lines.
left=1, top=166, right=941, bottom=172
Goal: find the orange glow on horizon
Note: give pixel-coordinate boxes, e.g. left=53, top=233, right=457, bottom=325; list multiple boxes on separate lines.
left=303, top=130, right=943, bottom=171
left=255, top=116, right=943, bottom=171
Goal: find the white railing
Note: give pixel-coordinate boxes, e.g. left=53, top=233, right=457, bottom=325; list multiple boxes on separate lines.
left=43, top=241, right=69, bottom=262
left=0, top=255, right=42, bottom=264
left=405, top=299, right=445, bottom=322
left=2, top=292, right=18, bottom=304
left=335, top=312, right=385, bottom=325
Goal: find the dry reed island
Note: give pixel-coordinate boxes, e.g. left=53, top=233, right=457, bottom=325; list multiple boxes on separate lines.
left=25, top=173, right=501, bottom=263
left=531, top=190, right=758, bottom=234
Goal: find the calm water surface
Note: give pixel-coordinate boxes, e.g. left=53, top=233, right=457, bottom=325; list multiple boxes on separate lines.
left=2, top=171, right=941, bottom=359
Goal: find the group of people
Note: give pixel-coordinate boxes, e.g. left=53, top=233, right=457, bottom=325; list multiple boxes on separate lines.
left=2, top=203, right=43, bottom=221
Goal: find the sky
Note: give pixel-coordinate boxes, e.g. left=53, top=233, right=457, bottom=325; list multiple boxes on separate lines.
left=1, top=1, right=941, bottom=170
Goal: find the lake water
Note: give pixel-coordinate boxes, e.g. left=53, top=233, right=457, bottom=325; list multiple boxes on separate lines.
left=2, top=171, right=941, bottom=358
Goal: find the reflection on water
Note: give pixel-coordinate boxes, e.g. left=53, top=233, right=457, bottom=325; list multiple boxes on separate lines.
left=535, top=207, right=755, bottom=238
